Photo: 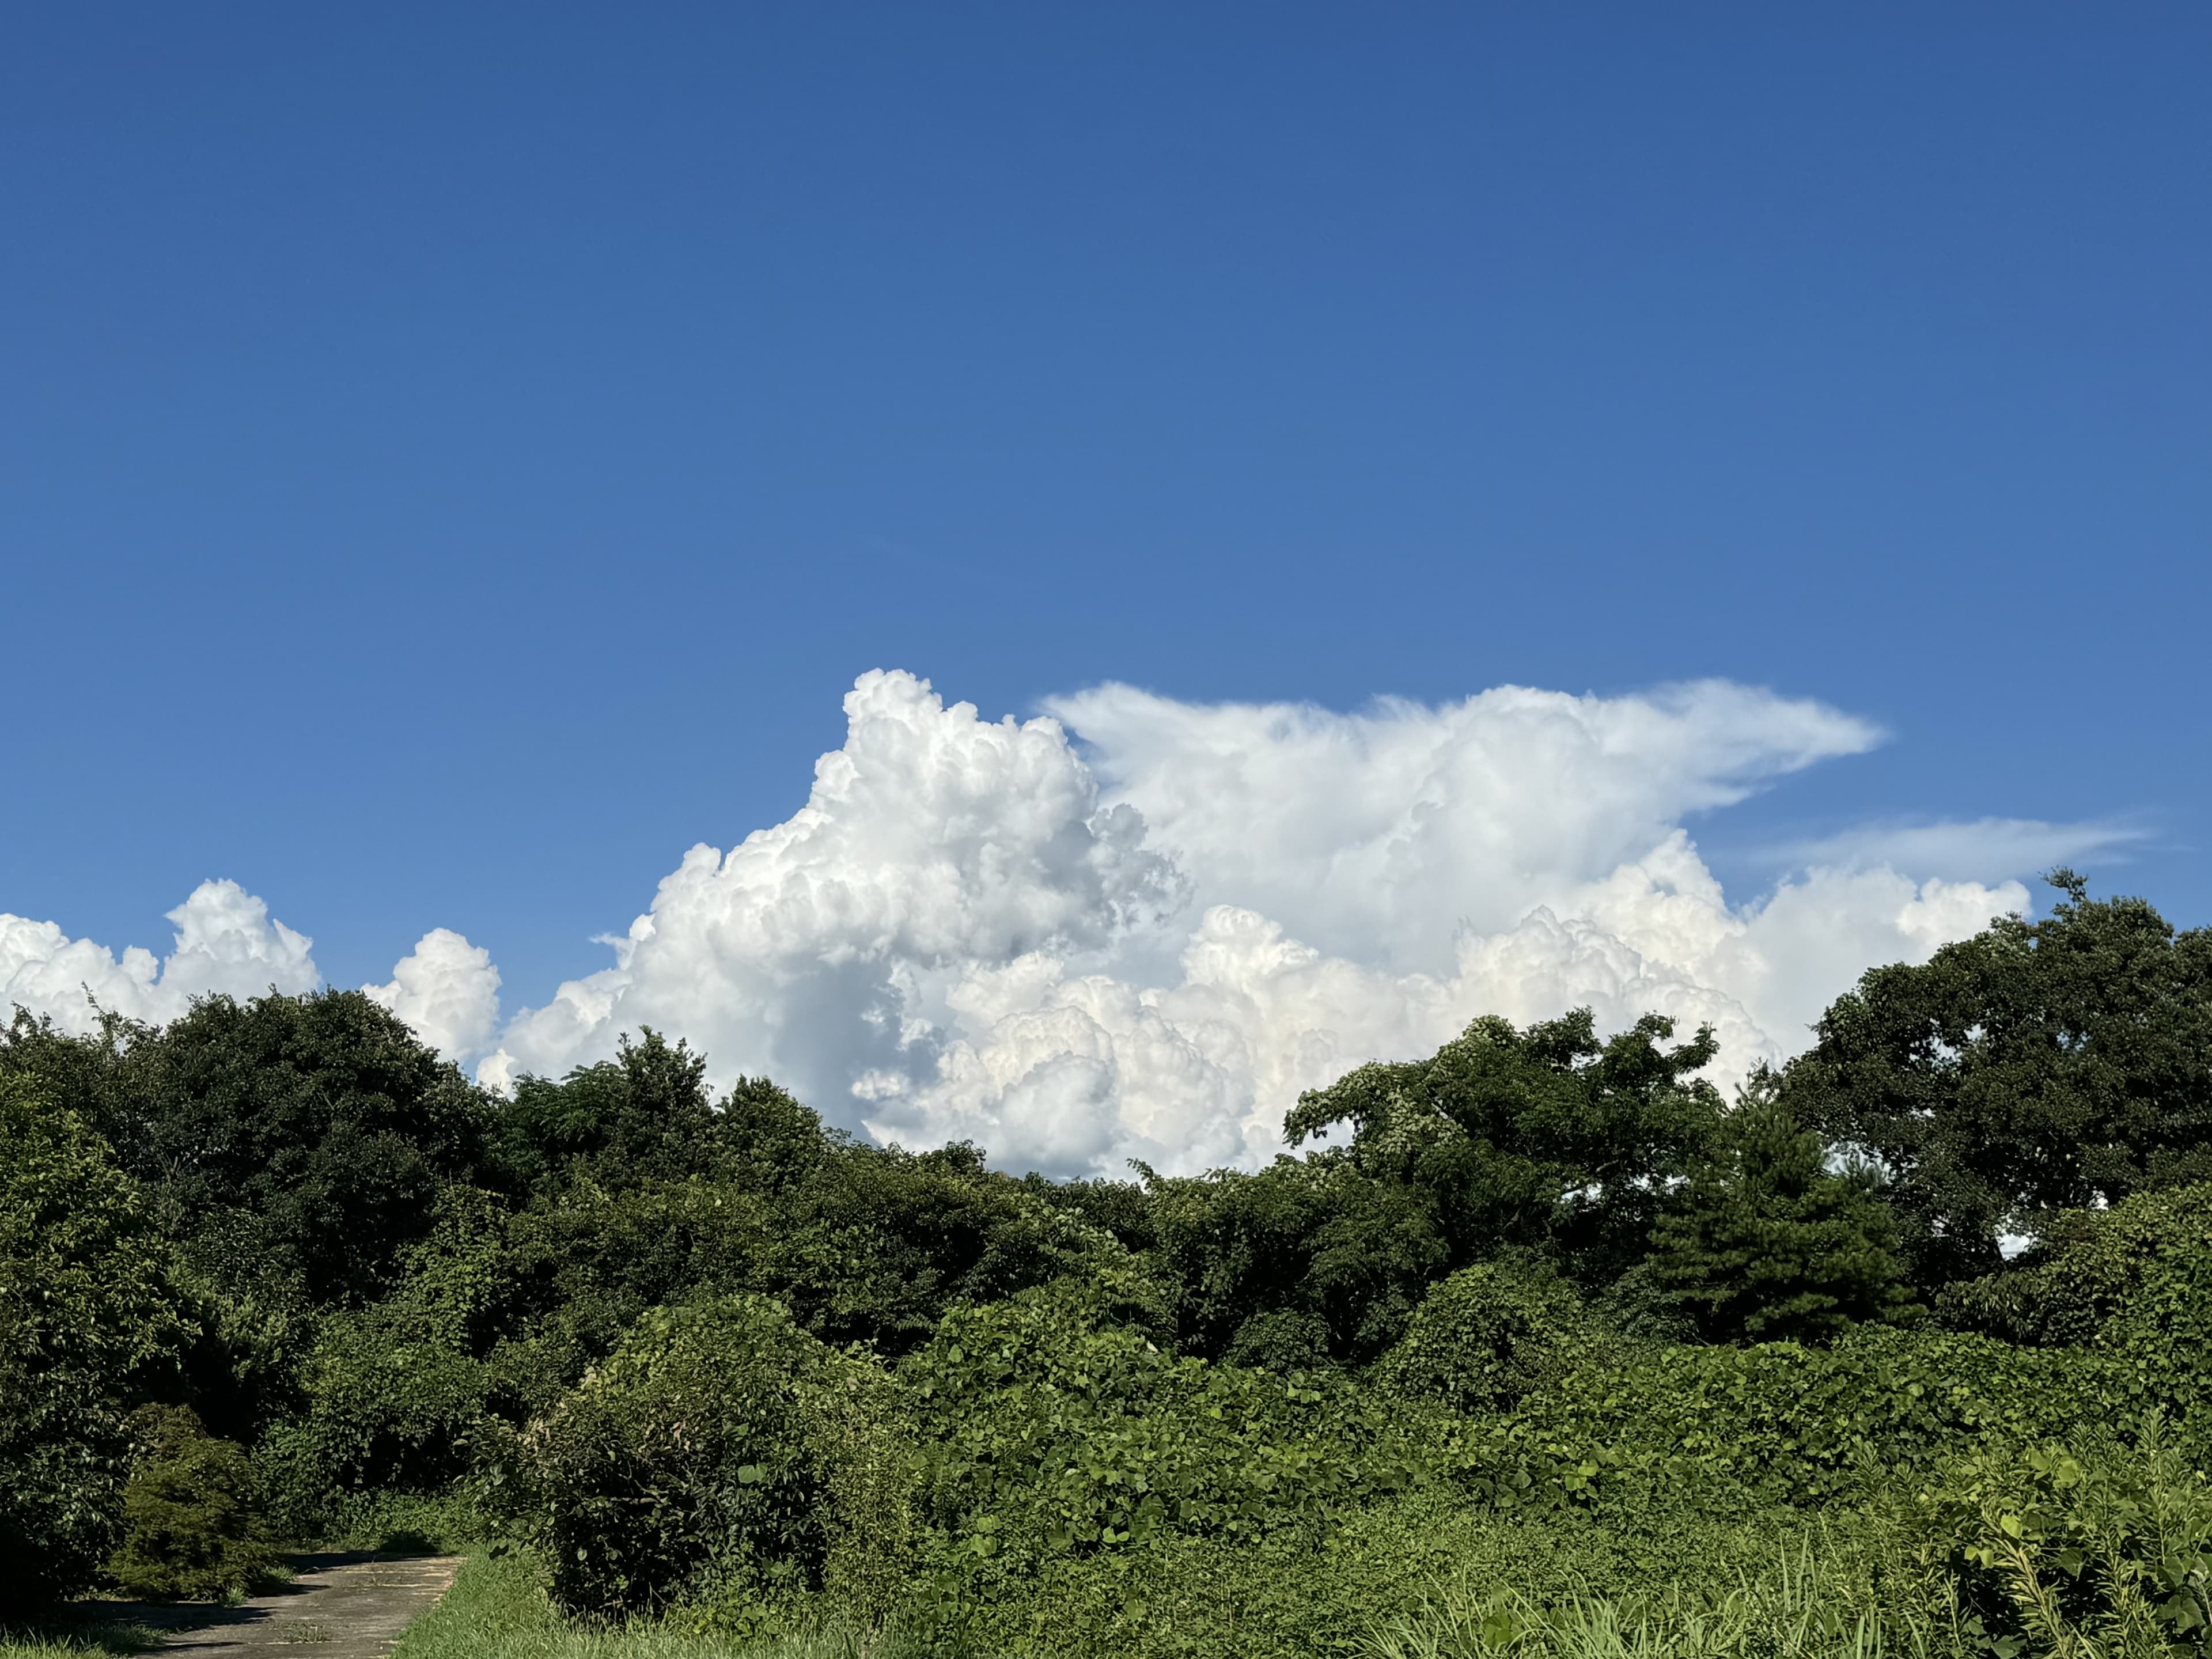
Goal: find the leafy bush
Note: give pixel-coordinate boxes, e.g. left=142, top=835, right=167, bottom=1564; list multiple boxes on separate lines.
left=256, top=1191, right=502, bottom=1536
left=1920, top=1427, right=2212, bottom=1656
left=1219, top=1308, right=1335, bottom=1375
left=1373, top=1262, right=1592, bottom=1414
left=1937, top=1182, right=2212, bottom=1429
left=912, top=1488, right=1909, bottom=1659
left=494, top=1295, right=911, bottom=1624
left=0, top=1074, right=185, bottom=1605
left=1459, top=1325, right=2126, bottom=1516
left=902, top=1281, right=1421, bottom=1582
left=257, top=1312, right=490, bottom=1538
left=1940, top=1183, right=2212, bottom=1348
left=104, top=1405, right=273, bottom=1600
left=2104, top=1225, right=2212, bottom=1433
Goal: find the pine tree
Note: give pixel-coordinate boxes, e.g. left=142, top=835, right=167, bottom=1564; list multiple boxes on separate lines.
left=1650, top=1073, right=1916, bottom=1343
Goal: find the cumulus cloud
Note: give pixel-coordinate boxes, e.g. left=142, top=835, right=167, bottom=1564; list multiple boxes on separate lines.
left=1, top=881, right=498, bottom=1066
left=476, top=670, right=2043, bottom=1177
left=0, top=879, right=318, bottom=1033
left=3, top=671, right=2093, bottom=1175
left=481, top=669, right=1182, bottom=1093
left=1046, top=679, right=1884, bottom=974
left=365, top=929, right=502, bottom=1062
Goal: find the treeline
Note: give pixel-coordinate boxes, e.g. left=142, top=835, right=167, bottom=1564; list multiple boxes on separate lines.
left=5, top=874, right=2212, bottom=1656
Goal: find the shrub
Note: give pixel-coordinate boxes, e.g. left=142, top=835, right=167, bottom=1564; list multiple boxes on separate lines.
left=1373, top=1262, right=1591, bottom=1414
left=493, top=1294, right=911, bottom=1624
left=2104, top=1224, right=2212, bottom=1432
left=105, top=1406, right=273, bottom=1600
left=0, top=1074, right=185, bottom=1605
left=1920, top=1426, right=2212, bottom=1656
left=1455, top=1325, right=2129, bottom=1516
left=1936, top=1183, right=2212, bottom=1429
left=1220, top=1309, right=1334, bottom=1375
left=1939, top=1182, right=2212, bottom=1348
left=254, top=1193, right=502, bottom=1537
left=901, top=1280, right=1420, bottom=1581
left=256, top=1313, right=489, bottom=1540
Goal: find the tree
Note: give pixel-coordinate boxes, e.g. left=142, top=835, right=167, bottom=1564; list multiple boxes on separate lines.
left=1142, top=1154, right=1444, bottom=1363
left=1285, top=1009, right=1726, bottom=1282
left=0, top=1074, right=185, bottom=1604
left=1649, top=1075, right=1915, bottom=1343
left=1784, top=874, right=2212, bottom=1286
left=4, top=990, right=496, bottom=1309
left=493, top=1028, right=730, bottom=1195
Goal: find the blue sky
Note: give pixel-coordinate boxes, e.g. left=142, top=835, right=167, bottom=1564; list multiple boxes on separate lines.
left=5, top=5, right=2207, bottom=1073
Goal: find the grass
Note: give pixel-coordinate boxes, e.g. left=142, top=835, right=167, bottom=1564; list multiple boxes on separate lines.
left=1354, top=1547, right=1962, bottom=1659
left=0, top=1613, right=158, bottom=1659
left=0, top=1494, right=1986, bottom=1659
left=386, top=1550, right=910, bottom=1659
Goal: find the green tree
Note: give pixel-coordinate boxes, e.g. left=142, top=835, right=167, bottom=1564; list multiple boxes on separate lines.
left=0, top=1074, right=186, bottom=1604
left=1137, top=1011, right=1724, bottom=1366
left=491, top=1029, right=719, bottom=1194
left=3, top=991, right=495, bottom=1309
left=1650, top=1077, right=1915, bottom=1343
left=1142, top=1156, right=1444, bottom=1364
left=1785, top=874, right=2212, bottom=1286
left=1285, top=1009, right=1726, bottom=1282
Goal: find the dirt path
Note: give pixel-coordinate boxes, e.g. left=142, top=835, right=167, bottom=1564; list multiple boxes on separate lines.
left=106, top=1554, right=463, bottom=1659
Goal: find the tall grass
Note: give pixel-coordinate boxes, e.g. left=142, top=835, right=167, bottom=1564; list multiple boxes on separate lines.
left=1357, top=1547, right=1963, bottom=1659
left=0, top=1616, right=155, bottom=1659
left=387, top=1550, right=913, bottom=1659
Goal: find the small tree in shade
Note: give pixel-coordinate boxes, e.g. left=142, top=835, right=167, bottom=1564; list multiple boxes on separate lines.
left=1651, top=1074, right=1916, bottom=1343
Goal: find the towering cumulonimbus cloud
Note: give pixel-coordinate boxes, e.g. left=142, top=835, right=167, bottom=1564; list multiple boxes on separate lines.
left=467, top=669, right=2052, bottom=1175
left=3, top=669, right=2119, bottom=1177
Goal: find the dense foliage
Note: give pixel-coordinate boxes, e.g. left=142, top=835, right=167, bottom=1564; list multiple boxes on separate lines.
left=5, top=874, right=2212, bottom=1658
left=1785, top=872, right=2212, bottom=1285
left=495, top=1296, right=909, bottom=1623
left=1649, top=1077, right=1915, bottom=1342
left=104, top=1406, right=272, bottom=1600
left=0, top=1073, right=183, bottom=1605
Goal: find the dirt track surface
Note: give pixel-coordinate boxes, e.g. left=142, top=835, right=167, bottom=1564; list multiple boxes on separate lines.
left=108, top=1554, right=462, bottom=1659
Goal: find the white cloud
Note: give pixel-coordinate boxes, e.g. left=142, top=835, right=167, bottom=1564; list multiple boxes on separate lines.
left=3, top=673, right=2090, bottom=1175
left=1046, top=679, right=1884, bottom=974
left=365, top=928, right=502, bottom=1063
left=483, top=668, right=1183, bottom=1094
left=477, top=671, right=2040, bottom=1177
left=0, top=879, right=317, bottom=1033
left=1771, top=816, right=2148, bottom=882
left=1, top=881, right=499, bottom=1067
